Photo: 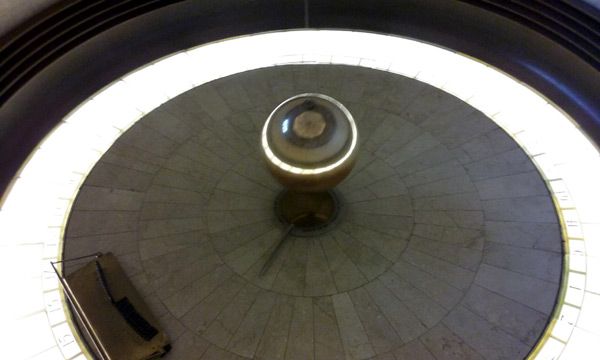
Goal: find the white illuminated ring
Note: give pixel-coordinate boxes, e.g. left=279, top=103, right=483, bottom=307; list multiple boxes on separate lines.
left=0, top=30, right=598, bottom=359
left=261, top=93, right=358, bottom=175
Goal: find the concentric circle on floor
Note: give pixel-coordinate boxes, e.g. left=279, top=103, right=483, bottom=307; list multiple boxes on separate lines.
left=64, top=65, right=562, bottom=359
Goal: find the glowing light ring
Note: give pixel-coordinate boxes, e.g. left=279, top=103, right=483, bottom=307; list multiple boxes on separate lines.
left=0, top=30, right=598, bottom=359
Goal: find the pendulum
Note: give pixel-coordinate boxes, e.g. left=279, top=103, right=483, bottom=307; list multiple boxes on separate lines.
left=260, top=93, right=359, bottom=235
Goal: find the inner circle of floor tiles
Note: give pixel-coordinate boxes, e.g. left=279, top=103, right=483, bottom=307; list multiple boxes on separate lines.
left=64, top=65, right=563, bottom=360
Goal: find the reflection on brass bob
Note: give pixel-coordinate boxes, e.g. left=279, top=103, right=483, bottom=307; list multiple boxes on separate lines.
left=261, top=93, right=359, bottom=192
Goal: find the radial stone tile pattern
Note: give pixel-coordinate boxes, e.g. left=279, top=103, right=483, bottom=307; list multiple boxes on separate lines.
left=63, top=65, right=563, bottom=360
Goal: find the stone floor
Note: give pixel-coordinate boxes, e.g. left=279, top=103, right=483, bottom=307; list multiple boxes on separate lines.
left=63, top=65, right=563, bottom=359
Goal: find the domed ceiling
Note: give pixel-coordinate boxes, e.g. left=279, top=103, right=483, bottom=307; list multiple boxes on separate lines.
left=63, top=65, right=562, bottom=359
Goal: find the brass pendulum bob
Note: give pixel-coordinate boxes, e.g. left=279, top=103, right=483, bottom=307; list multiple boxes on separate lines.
left=261, top=93, right=358, bottom=233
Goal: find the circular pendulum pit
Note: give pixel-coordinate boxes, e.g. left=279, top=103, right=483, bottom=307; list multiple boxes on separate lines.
left=274, top=189, right=342, bottom=236
left=261, top=93, right=358, bottom=234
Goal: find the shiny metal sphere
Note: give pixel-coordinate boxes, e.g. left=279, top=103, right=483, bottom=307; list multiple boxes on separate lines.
left=261, top=93, right=359, bottom=192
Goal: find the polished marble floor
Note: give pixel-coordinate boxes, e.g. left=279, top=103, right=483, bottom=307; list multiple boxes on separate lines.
left=63, top=65, right=562, bottom=360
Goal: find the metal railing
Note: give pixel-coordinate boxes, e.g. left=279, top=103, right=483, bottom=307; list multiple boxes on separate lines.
left=51, top=253, right=111, bottom=360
